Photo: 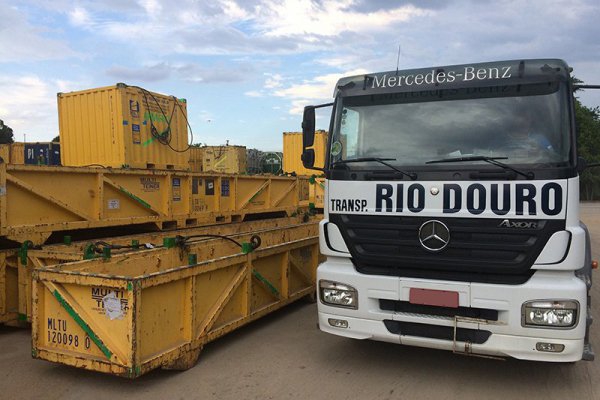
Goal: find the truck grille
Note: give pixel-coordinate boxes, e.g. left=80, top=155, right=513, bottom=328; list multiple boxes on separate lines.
left=328, top=214, right=565, bottom=284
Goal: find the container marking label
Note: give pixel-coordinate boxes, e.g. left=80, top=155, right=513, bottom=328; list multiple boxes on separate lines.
left=173, top=177, right=181, bottom=201
left=129, top=100, right=140, bottom=118
left=140, top=177, right=160, bottom=192
left=132, top=124, right=141, bottom=144
left=221, top=179, right=230, bottom=197
left=91, top=287, right=129, bottom=317
left=108, top=199, right=120, bottom=209
left=102, top=292, right=124, bottom=320
left=193, top=198, right=208, bottom=212
left=206, top=179, right=215, bottom=196
left=46, top=317, right=89, bottom=350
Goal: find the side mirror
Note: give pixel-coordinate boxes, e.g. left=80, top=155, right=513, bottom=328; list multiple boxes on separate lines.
left=300, top=102, right=333, bottom=172
left=302, top=106, right=316, bottom=148
left=301, top=149, right=315, bottom=169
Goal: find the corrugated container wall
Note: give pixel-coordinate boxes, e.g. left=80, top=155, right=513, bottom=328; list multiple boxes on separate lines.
left=0, top=144, right=9, bottom=163
left=188, top=146, right=204, bottom=172
left=202, top=145, right=247, bottom=174
left=283, top=131, right=327, bottom=176
left=58, top=84, right=189, bottom=169
left=10, top=142, right=25, bottom=164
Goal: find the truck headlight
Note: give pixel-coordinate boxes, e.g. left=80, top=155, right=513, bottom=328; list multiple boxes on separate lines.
left=319, top=280, right=358, bottom=309
left=522, top=300, right=578, bottom=328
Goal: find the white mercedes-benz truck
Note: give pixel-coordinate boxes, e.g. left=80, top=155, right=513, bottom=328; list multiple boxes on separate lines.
left=301, top=59, right=596, bottom=362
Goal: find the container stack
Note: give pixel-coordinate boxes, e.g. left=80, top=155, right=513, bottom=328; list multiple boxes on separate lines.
left=0, top=83, right=321, bottom=378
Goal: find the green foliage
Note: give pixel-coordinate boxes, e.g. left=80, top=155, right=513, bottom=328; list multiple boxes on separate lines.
left=576, top=100, right=600, bottom=200
left=52, top=135, right=60, bottom=142
left=0, top=119, right=14, bottom=144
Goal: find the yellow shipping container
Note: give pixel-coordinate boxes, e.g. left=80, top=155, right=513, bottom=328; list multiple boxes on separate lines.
left=202, top=145, right=246, bottom=174
left=10, top=142, right=25, bottom=164
left=283, top=131, right=327, bottom=176
left=32, top=220, right=320, bottom=377
left=58, top=84, right=189, bottom=169
left=188, top=146, right=204, bottom=172
left=0, top=144, right=9, bottom=164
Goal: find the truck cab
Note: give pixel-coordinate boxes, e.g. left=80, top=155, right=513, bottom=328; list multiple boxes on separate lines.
left=302, top=59, right=594, bottom=361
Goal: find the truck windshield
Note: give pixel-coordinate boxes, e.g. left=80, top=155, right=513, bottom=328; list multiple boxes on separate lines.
left=331, top=82, right=570, bottom=168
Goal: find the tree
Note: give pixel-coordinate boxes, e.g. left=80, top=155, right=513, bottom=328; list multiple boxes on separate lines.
left=575, top=100, right=600, bottom=200
left=52, top=135, right=60, bottom=142
left=0, top=119, right=14, bottom=144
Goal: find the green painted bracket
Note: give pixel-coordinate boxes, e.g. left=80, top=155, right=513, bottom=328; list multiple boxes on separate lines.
left=131, top=239, right=139, bottom=249
left=63, top=235, right=72, bottom=245
left=52, top=289, right=113, bottom=360
left=188, top=253, right=197, bottom=265
left=102, top=247, right=112, bottom=260
left=163, top=237, right=176, bottom=249
left=18, top=241, right=33, bottom=266
left=241, top=243, right=254, bottom=254
left=83, top=243, right=97, bottom=260
left=252, top=269, right=279, bottom=297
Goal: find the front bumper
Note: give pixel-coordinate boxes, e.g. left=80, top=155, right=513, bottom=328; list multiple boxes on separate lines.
left=317, top=258, right=587, bottom=362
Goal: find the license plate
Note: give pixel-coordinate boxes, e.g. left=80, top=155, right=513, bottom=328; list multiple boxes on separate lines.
left=409, top=288, right=459, bottom=308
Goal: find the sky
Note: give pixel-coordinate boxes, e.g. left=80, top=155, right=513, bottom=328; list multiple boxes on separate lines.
left=1, top=0, right=599, bottom=151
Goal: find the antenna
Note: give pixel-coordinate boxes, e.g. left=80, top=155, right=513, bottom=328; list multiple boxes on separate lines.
left=395, top=44, right=401, bottom=76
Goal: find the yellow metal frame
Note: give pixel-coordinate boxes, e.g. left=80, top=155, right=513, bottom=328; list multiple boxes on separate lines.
left=1, top=216, right=319, bottom=325
left=0, top=163, right=310, bottom=244
left=32, top=221, right=319, bottom=378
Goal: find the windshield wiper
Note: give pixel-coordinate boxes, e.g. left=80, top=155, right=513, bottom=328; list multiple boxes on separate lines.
left=426, top=155, right=534, bottom=179
left=332, top=157, right=417, bottom=180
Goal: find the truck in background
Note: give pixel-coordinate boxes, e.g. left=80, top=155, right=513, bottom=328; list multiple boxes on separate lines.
left=301, top=59, right=598, bottom=362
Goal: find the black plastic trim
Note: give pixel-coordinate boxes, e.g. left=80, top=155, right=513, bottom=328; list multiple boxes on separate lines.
left=383, top=320, right=492, bottom=344
left=379, top=300, right=498, bottom=321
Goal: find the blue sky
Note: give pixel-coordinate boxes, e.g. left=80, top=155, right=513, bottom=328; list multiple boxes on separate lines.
left=1, top=0, right=599, bottom=151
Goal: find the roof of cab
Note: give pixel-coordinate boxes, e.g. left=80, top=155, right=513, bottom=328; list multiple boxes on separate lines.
left=333, top=59, right=570, bottom=97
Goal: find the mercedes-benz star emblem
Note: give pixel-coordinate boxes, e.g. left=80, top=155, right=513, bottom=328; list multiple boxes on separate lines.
left=418, top=220, right=450, bottom=252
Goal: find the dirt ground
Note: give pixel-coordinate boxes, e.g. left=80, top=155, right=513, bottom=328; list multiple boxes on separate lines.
left=1, top=204, right=600, bottom=400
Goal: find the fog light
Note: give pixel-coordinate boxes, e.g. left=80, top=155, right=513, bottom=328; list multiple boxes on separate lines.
left=319, top=280, right=358, bottom=309
left=536, top=342, right=565, bottom=353
left=522, top=300, right=578, bottom=328
left=328, top=318, right=349, bottom=328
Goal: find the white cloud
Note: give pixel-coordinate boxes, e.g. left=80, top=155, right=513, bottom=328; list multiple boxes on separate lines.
left=264, top=73, right=283, bottom=89
left=272, top=69, right=368, bottom=114
left=0, top=76, right=59, bottom=141
left=244, top=90, right=263, bottom=97
left=68, top=6, right=92, bottom=26
left=255, top=0, right=430, bottom=37
left=0, top=2, right=76, bottom=62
